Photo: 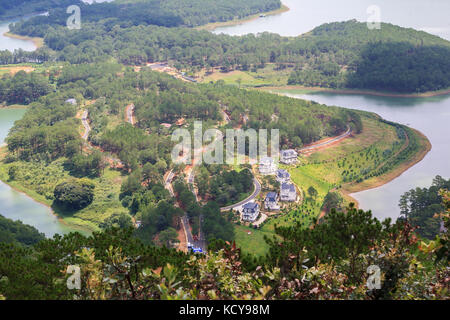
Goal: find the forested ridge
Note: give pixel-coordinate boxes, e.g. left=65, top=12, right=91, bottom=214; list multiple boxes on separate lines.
left=6, top=16, right=450, bottom=93
left=2, top=0, right=281, bottom=29
left=0, top=0, right=73, bottom=19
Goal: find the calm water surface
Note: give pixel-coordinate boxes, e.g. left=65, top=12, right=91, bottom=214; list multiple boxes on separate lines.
left=214, top=0, right=450, bottom=41
left=0, top=108, right=70, bottom=237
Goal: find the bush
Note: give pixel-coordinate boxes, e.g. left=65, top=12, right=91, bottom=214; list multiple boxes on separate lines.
left=53, top=179, right=95, bottom=210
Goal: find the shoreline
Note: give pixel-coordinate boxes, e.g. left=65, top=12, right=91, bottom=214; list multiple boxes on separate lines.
left=341, top=128, right=432, bottom=204
left=0, top=147, right=93, bottom=235
left=262, top=85, right=450, bottom=99
left=0, top=177, right=91, bottom=235
left=197, top=4, right=290, bottom=31
left=3, top=31, right=43, bottom=49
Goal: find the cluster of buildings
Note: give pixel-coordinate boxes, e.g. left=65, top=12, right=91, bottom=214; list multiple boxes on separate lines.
left=241, top=149, right=299, bottom=223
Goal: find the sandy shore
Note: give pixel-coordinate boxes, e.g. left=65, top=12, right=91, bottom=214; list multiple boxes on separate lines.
left=3, top=31, right=43, bottom=48
left=262, top=85, right=450, bottom=99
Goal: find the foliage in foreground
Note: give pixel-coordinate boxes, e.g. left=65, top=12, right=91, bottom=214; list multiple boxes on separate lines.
left=0, top=200, right=448, bottom=300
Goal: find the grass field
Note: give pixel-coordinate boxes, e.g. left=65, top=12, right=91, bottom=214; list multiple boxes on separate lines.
left=200, top=64, right=293, bottom=87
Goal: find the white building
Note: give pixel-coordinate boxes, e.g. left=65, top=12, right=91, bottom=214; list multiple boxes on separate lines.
left=280, top=183, right=297, bottom=202
left=280, top=149, right=298, bottom=165
left=276, top=169, right=290, bottom=183
left=242, top=202, right=260, bottom=222
left=264, top=192, right=280, bottom=211
left=259, top=156, right=277, bottom=175
left=65, top=98, right=77, bottom=105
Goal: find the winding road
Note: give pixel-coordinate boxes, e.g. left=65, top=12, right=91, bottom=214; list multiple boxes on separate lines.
left=300, top=126, right=352, bottom=153
left=125, top=103, right=136, bottom=125
left=79, top=110, right=123, bottom=166
left=81, top=110, right=91, bottom=142
left=220, top=177, right=262, bottom=212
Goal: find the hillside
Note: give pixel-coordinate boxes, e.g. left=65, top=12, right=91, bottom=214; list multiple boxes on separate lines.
left=8, top=18, right=450, bottom=94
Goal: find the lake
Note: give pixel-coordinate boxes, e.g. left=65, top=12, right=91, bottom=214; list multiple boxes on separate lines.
left=0, top=108, right=70, bottom=237
left=214, top=0, right=450, bottom=220
left=0, top=20, right=36, bottom=52
left=214, top=0, right=450, bottom=41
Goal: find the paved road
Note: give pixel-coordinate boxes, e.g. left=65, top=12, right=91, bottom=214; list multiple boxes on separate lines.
left=181, top=214, right=194, bottom=245
left=300, top=127, right=351, bottom=153
left=81, top=110, right=90, bottom=141
left=80, top=110, right=123, bottom=165
left=165, top=169, right=206, bottom=252
left=220, top=176, right=262, bottom=212
left=126, top=103, right=135, bottom=125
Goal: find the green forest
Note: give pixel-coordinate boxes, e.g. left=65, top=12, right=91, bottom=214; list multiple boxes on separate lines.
left=399, top=175, right=450, bottom=239
left=0, top=196, right=448, bottom=299
left=0, top=214, right=45, bottom=246
left=7, top=14, right=450, bottom=93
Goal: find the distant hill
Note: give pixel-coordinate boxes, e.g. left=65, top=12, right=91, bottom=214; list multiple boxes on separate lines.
left=0, top=0, right=75, bottom=20
left=3, top=0, right=281, bottom=28
left=287, top=20, right=450, bottom=93
left=6, top=13, right=450, bottom=93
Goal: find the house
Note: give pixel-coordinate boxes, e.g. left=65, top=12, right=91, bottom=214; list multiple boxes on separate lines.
left=276, top=169, right=290, bottom=183
left=280, top=149, right=298, bottom=164
left=264, top=192, right=280, bottom=211
left=65, top=98, right=77, bottom=105
left=242, top=202, right=260, bottom=222
left=259, top=156, right=277, bottom=175
left=280, top=183, right=297, bottom=202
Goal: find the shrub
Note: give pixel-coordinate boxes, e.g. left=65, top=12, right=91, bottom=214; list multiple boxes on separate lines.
left=53, top=179, right=95, bottom=210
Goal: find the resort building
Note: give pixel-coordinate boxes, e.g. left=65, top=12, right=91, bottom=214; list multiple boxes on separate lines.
left=264, top=192, right=280, bottom=211
left=65, top=98, right=77, bottom=105
left=276, top=169, right=291, bottom=183
left=242, top=202, right=260, bottom=222
left=280, top=149, right=298, bottom=165
left=280, top=183, right=297, bottom=202
left=259, top=156, right=277, bottom=175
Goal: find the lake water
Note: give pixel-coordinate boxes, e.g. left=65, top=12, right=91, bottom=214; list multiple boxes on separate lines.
left=215, top=0, right=450, bottom=220
left=0, top=20, right=37, bottom=52
left=214, top=0, right=450, bottom=41
left=0, top=108, right=70, bottom=237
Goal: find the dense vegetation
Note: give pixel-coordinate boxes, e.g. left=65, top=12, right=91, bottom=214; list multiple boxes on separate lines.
left=0, top=198, right=448, bottom=300
left=0, top=214, right=45, bottom=246
left=399, top=175, right=450, bottom=239
left=0, top=0, right=73, bottom=19
left=5, top=0, right=281, bottom=32
left=0, top=71, right=51, bottom=105
left=10, top=17, right=450, bottom=93
left=53, top=178, right=95, bottom=211
left=195, top=165, right=254, bottom=206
